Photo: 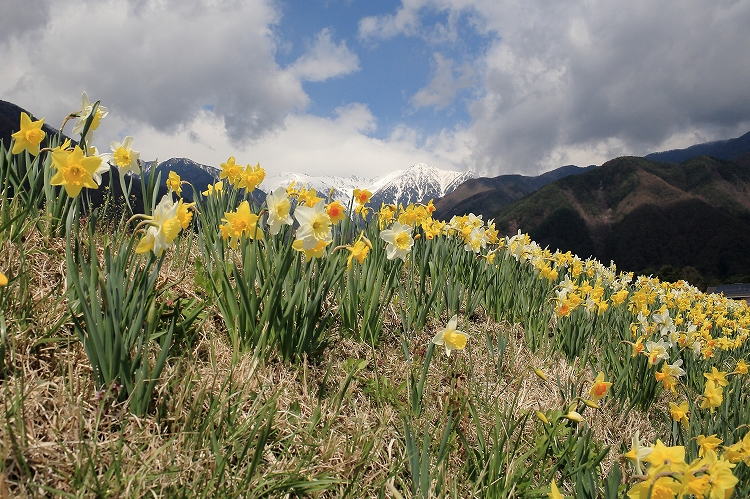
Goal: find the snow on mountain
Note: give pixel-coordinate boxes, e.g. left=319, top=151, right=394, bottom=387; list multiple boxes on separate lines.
left=263, top=164, right=473, bottom=208
left=368, top=163, right=474, bottom=207
left=141, top=158, right=472, bottom=208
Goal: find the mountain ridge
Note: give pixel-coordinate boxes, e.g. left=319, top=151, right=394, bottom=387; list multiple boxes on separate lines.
left=491, top=155, right=750, bottom=283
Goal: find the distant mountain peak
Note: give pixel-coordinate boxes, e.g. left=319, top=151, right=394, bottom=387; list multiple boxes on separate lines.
left=369, top=163, right=474, bottom=207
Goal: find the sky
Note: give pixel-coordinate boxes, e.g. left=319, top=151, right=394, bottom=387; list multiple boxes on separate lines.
left=1, top=0, right=749, bottom=179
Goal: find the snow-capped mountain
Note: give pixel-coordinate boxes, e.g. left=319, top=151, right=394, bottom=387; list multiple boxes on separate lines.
left=264, top=164, right=473, bottom=208
left=140, top=158, right=473, bottom=208
left=368, top=163, right=474, bottom=207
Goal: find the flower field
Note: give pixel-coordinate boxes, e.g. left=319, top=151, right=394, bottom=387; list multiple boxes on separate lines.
left=0, top=94, right=748, bottom=498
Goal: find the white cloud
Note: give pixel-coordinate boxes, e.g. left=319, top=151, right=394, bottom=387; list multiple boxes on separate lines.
left=85, top=103, right=472, bottom=179
left=411, top=53, right=475, bottom=110
left=359, top=0, right=750, bottom=174
left=3, top=0, right=749, bottom=179
left=0, top=0, right=306, bottom=143
left=287, top=28, right=360, bottom=82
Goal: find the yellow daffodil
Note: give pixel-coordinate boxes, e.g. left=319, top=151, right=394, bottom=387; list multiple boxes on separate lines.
left=646, top=439, right=684, bottom=468
left=11, top=112, right=46, bottom=156
left=0, top=272, right=8, bottom=287
left=380, top=221, right=413, bottom=261
left=548, top=481, right=563, bottom=499
left=680, top=456, right=711, bottom=498
left=533, top=367, right=548, bottom=381
left=298, top=187, right=323, bottom=207
left=704, top=366, right=729, bottom=387
left=626, top=471, right=681, bottom=499
left=734, top=358, right=748, bottom=375
left=202, top=181, right=224, bottom=196
left=238, top=162, right=265, bottom=192
left=219, top=156, right=243, bottom=186
left=702, top=451, right=739, bottom=498
left=353, top=188, right=372, bottom=205
left=564, top=411, right=583, bottom=423
left=346, top=233, right=372, bottom=269
left=166, top=171, right=182, bottom=196
left=50, top=146, right=102, bottom=198
left=220, top=200, right=263, bottom=247
left=696, top=434, right=722, bottom=457
left=700, top=379, right=723, bottom=413
left=536, top=411, right=550, bottom=425
left=432, top=314, right=468, bottom=356
left=326, top=200, right=346, bottom=224
left=175, top=199, right=194, bottom=229
left=292, top=238, right=330, bottom=260
left=588, top=371, right=612, bottom=402
left=669, top=401, right=689, bottom=427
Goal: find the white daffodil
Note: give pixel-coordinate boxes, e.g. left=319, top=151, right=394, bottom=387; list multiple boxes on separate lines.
left=294, top=201, right=332, bottom=250
left=109, top=136, right=140, bottom=176
left=266, top=186, right=293, bottom=235
left=432, top=314, right=468, bottom=356
left=379, top=221, right=413, bottom=261
left=88, top=145, right=113, bottom=186
left=624, top=430, right=652, bottom=476
left=72, top=91, right=109, bottom=138
left=136, top=194, right=181, bottom=256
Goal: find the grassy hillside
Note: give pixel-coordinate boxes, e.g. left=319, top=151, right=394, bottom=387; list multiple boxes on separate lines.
left=433, top=165, right=594, bottom=221
left=493, top=155, right=750, bottom=284
left=2, top=101, right=750, bottom=498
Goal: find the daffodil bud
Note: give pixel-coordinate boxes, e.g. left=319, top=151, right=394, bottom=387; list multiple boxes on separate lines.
left=535, top=411, right=550, bottom=425
left=533, top=367, right=547, bottom=381
left=565, top=411, right=583, bottom=423
left=582, top=398, right=600, bottom=409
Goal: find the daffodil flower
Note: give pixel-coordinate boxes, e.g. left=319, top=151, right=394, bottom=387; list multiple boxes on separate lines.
left=135, top=194, right=182, bottom=256
left=669, top=401, right=689, bottom=427
left=50, top=146, right=102, bottom=198
left=238, top=162, right=265, bottom=192
left=166, top=171, right=182, bottom=196
left=220, top=200, right=263, bottom=247
left=624, top=430, right=652, bottom=475
left=292, top=238, right=330, bottom=260
left=564, top=411, right=583, bottom=423
left=588, top=371, right=612, bottom=402
left=548, top=481, right=563, bottom=499
left=294, top=202, right=332, bottom=250
left=11, top=112, right=46, bottom=156
left=71, top=91, right=108, bottom=137
left=265, top=186, right=293, bottom=235
left=326, top=200, right=346, bottom=224
left=700, top=379, right=723, bottom=413
left=380, top=221, right=413, bottom=261
left=219, top=156, right=243, bottom=187
left=353, top=188, right=372, bottom=205
left=432, top=315, right=468, bottom=356
left=696, top=434, right=722, bottom=457
left=202, top=181, right=224, bottom=196
left=108, top=136, right=140, bottom=175
left=346, top=233, right=372, bottom=269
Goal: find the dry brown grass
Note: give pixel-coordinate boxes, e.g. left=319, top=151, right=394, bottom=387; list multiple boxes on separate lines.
left=0, top=224, right=658, bottom=498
